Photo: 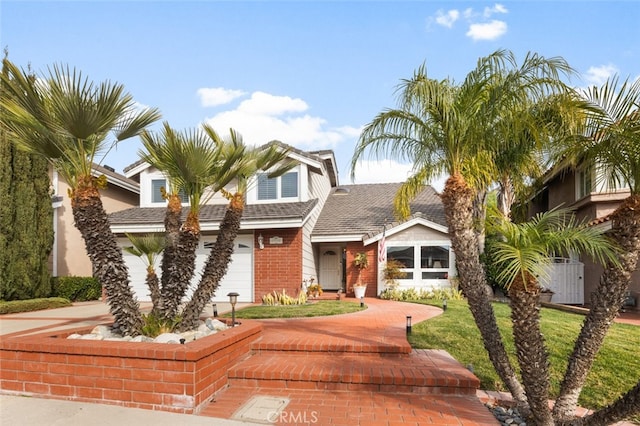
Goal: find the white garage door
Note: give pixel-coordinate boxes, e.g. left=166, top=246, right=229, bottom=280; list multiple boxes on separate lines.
left=121, top=234, right=254, bottom=304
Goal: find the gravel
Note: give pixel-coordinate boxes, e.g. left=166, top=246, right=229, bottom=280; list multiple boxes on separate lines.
left=486, top=404, right=528, bottom=426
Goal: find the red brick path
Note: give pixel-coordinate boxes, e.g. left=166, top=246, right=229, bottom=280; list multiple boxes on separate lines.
left=200, top=298, right=499, bottom=425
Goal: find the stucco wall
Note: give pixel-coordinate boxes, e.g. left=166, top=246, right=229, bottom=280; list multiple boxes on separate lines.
left=54, top=177, right=137, bottom=277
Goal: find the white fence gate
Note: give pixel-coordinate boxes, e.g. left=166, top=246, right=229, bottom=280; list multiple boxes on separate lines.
left=539, top=258, right=584, bottom=305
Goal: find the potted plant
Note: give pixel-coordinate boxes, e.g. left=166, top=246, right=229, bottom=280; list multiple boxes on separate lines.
left=383, top=259, right=407, bottom=289
left=353, top=252, right=369, bottom=298
left=540, top=286, right=554, bottom=303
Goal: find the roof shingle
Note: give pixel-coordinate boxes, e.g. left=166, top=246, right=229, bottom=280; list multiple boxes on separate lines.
left=312, top=183, right=445, bottom=237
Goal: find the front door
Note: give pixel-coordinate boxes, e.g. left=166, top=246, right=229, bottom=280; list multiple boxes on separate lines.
left=319, top=246, right=342, bottom=290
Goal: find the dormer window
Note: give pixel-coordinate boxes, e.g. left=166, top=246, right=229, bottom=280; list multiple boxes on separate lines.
left=257, top=171, right=299, bottom=200
left=151, top=178, right=188, bottom=204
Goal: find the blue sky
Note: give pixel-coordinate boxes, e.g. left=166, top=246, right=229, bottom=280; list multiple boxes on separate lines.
left=2, top=1, right=638, bottom=190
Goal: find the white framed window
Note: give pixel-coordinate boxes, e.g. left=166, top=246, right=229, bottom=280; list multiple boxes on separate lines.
left=257, top=171, right=299, bottom=201
left=151, top=179, right=166, bottom=203
left=577, top=164, right=593, bottom=199
left=386, top=243, right=452, bottom=282
left=151, top=178, right=188, bottom=204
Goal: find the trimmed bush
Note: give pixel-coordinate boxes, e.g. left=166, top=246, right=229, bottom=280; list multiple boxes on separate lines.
left=0, top=297, right=71, bottom=314
left=52, top=276, right=101, bottom=302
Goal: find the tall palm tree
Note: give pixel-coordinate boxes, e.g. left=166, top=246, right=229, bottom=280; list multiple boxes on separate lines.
left=123, top=233, right=165, bottom=312
left=0, top=60, right=160, bottom=336
left=139, top=123, right=241, bottom=320
left=352, top=50, right=575, bottom=409
left=487, top=208, right=619, bottom=425
left=179, top=134, right=295, bottom=330
left=552, top=77, right=640, bottom=421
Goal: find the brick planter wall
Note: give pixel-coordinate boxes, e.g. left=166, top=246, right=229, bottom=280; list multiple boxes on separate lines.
left=0, top=321, right=262, bottom=414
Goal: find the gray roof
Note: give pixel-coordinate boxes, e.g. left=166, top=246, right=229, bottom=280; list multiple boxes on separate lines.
left=312, top=183, right=446, bottom=237
left=109, top=199, right=318, bottom=226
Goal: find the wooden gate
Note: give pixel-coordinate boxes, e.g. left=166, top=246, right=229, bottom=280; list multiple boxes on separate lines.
left=539, top=258, right=584, bottom=305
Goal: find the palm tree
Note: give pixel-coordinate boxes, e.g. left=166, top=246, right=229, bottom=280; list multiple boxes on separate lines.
left=352, top=50, right=576, bottom=409
left=179, top=134, right=295, bottom=330
left=552, top=77, right=640, bottom=421
left=123, top=233, right=165, bottom=312
left=0, top=60, right=160, bottom=336
left=487, top=208, right=619, bottom=425
left=139, top=123, right=242, bottom=320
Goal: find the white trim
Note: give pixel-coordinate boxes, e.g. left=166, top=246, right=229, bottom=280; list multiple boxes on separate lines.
left=123, top=161, right=150, bottom=179
left=311, top=235, right=364, bottom=243
left=110, top=218, right=306, bottom=234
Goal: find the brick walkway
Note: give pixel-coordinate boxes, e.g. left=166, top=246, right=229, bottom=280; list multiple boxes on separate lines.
left=199, top=298, right=499, bottom=425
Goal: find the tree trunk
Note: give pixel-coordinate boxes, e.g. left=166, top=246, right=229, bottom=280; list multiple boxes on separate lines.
left=158, top=193, right=183, bottom=319
left=71, top=178, right=142, bottom=336
left=178, top=194, right=244, bottom=330
left=145, top=267, right=161, bottom=314
left=509, top=276, right=553, bottom=425
left=440, top=173, right=528, bottom=409
left=553, top=195, right=640, bottom=421
left=559, top=379, right=640, bottom=426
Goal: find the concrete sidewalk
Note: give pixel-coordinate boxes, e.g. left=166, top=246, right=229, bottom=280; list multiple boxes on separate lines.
left=0, top=394, right=261, bottom=426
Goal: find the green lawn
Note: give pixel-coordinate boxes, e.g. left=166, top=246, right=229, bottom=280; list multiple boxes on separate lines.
left=408, top=299, right=640, bottom=413
left=225, top=300, right=366, bottom=319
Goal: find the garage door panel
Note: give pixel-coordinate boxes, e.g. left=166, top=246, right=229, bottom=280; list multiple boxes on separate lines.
left=120, top=234, right=253, bottom=303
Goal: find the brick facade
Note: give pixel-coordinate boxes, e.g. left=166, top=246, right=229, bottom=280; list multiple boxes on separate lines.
left=346, top=242, right=378, bottom=297
left=254, top=228, right=303, bottom=301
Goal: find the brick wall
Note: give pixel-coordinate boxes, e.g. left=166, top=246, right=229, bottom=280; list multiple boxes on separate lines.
left=254, top=228, right=303, bottom=300
left=0, top=321, right=262, bottom=414
left=346, top=242, right=378, bottom=297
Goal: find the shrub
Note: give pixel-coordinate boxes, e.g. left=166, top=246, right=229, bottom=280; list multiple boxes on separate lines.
left=52, top=276, right=101, bottom=302
left=379, top=287, right=464, bottom=301
left=0, top=297, right=71, bottom=314
left=262, top=289, right=307, bottom=306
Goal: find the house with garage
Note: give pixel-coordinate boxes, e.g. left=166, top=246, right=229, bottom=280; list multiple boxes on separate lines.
left=528, top=163, right=639, bottom=311
left=54, top=142, right=455, bottom=303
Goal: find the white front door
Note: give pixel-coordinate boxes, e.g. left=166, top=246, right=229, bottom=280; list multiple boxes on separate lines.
left=319, top=246, right=342, bottom=290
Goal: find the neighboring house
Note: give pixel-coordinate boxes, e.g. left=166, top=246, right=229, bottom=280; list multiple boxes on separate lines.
left=50, top=164, right=139, bottom=278
left=528, top=163, right=639, bottom=311
left=104, top=141, right=455, bottom=303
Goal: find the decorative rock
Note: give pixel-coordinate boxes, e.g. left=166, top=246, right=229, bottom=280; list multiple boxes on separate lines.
left=67, top=333, right=82, bottom=339
left=206, top=318, right=228, bottom=331
left=130, top=335, right=153, bottom=343
left=91, top=325, right=118, bottom=339
left=153, top=333, right=184, bottom=344
left=79, top=333, right=104, bottom=340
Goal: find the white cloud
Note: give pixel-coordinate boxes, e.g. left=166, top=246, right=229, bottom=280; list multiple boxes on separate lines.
left=484, top=3, right=508, bottom=17
left=429, top=4, right=508, bottom=41
left=351, top=160, right=447, bottom=191
left=203, top=90, right=360, bottom=149
left=584, top=64, right=619, bottom=86
left=197, top=87, right=246, bottom=107
left=351, top=160, right=413, bottom=184
left=466, top=20, right=508, bottom=41
left=435, top=9, right=460, bottom=28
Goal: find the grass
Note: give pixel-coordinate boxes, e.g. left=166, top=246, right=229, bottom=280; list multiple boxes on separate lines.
left=408, top=299, right=640, bottom=414
left=224, top=300, right=366, bottom=319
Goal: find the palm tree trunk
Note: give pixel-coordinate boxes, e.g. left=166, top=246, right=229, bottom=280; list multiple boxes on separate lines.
left=440, top=174, right=528, bottom=409
left=509, top=277, right=553, bottom=425
left=146, top=267, right=161, bottom=314
left=553, top=195, right=640, bottom=421
left=178, top=194, right=244, bottom=331
left=558, top=379, right=640, bottom=426
left=158, top=193, right=183, bottom=319
left=71, top=179, right=142, bottom=336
